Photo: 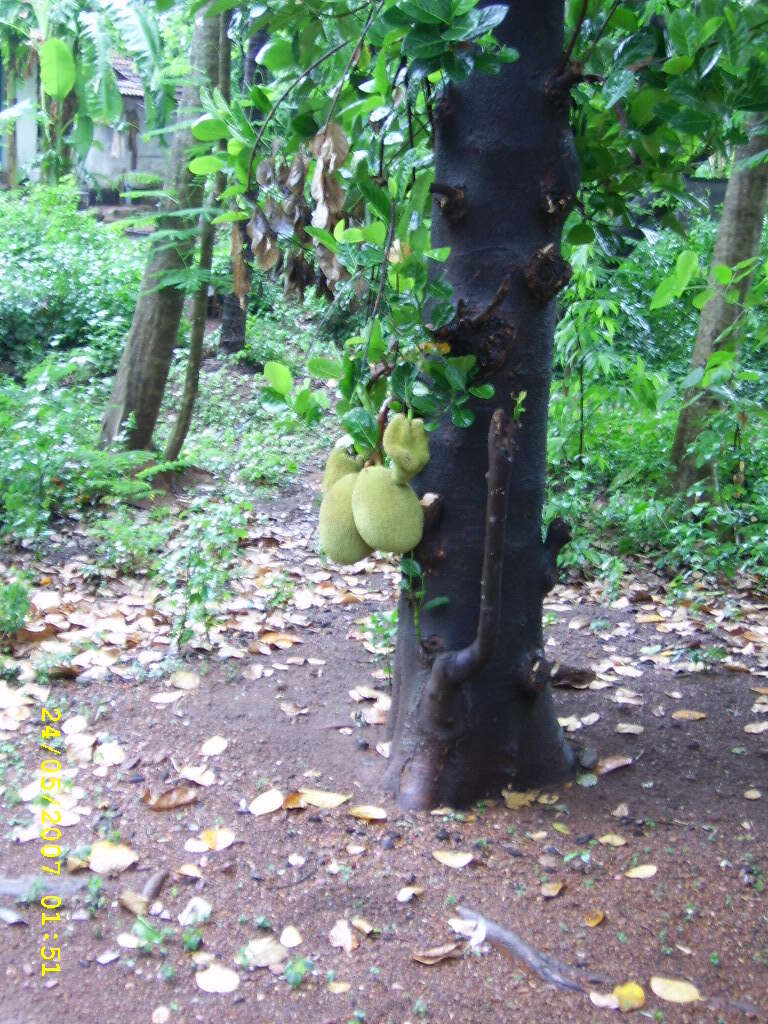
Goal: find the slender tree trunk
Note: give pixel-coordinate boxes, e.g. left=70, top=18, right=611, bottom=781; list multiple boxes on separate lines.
left=218, top=28, right=268, bottom=355
left=100, top=5, right=219, bottom=450
left=163, top=14, right=231, bottom=462
left=670, top=120, right=768, bottom=492
left=385, top=2, right=577, bottom=810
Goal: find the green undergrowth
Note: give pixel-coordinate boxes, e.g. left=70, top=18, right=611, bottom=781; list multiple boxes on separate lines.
left=545, top=384, right=768, bottom=590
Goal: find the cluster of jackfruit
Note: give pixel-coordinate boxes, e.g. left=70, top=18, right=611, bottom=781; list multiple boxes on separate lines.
left=318, top=415, right=430, bottom=564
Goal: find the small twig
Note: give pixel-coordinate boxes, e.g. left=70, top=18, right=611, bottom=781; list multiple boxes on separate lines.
left=321, top=0, right=385, bottom=137
left=361, top=197, right=396, bottom=367
left=470, top=274, right=511, bottom=327
left=557, top=0, right=589, bottom=73
left=457, top=907, right=585, bottom=992
left=580, top=0, right=620, bottom=66
left=245, top=40, right=347, bottom=191
left=371, top=197, right=396, bottom=323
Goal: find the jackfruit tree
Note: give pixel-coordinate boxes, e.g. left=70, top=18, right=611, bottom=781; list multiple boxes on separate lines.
left=123, top=0, right=766, bottom=807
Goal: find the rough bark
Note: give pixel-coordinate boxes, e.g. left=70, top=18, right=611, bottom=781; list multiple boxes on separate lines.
left=670, top=120, right=768, bottom=492
left=163, top=14, right=231, bottom=462
left=218, top=28, right=268, bottom=355
left=100, top=6, right=219, bottom=450
left=384, top=1, right=578, bottom=809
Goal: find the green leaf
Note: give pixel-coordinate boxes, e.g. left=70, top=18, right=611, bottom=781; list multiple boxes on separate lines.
left=566, top=222, right=595, bottom=245
left=307, top=355, right=344, bottom=380
left=712, top=264, right=732, bottom=286
left=40, top=38, right=76, bottom=100
left=188, top=155, right=225, bottom=175
left=469, top=384, right=494, bottom=399
left=423, top=596, right=450, bottom=612
left=451, top=404, right=474, bottom=428
left=602, top=69, right=635, bottom=109
left=263, top=361, right=293, bottom=398
left=191, top=115, right=229, bottom=142
left=662, top=55, right=694, bottom=75
left=341, top=408, right=379, bottom=450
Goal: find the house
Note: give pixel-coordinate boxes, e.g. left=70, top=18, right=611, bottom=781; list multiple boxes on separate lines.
left=0, top=55, right=167, bottom=191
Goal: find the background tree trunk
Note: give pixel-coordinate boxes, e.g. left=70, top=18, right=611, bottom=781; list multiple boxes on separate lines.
left=163, top=13, right=231, bottom=462
left=218, top=27, right=268, bottom=355
left=385, top=2, right=577, bottom=810
left=670, top=120, right=768, bottom=492
left=100, top=5, right=219, bottom=450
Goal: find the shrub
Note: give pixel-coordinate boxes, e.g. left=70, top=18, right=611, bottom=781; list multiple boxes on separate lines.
left=0, top=179, right=145, bottom=376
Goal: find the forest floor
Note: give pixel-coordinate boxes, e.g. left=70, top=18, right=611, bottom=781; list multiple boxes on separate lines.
left=0, top=466, right=767, bottom=1024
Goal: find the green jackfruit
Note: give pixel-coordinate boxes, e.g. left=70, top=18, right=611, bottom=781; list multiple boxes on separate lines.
left=322, top=446, right=361, bottom=494
left=351, top=465, right=424, bottom=554
left=383, top=414, right=430, bottom=483
left=319, top=472, right=373, bottom=564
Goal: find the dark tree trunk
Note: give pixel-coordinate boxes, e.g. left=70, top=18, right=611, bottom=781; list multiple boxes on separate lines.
left=100, top=5, right=219, bottom=450
left=385, top=1, right=577, bottom=810
left=670, top=121, right=768, bottom=493
left=218, top=28, right=268, bottom=355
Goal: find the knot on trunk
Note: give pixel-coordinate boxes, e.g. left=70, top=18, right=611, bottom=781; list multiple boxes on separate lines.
left=540, top=172, right=574, bottom=222
left=430, top=276, right=515, bottom=373
left=525, top=245, right=572, bottom=305
left=430, top=181, right=466, bottom=223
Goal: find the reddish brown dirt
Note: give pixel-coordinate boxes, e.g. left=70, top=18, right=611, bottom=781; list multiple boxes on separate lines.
left=1, top=480, right=766, bottom=1024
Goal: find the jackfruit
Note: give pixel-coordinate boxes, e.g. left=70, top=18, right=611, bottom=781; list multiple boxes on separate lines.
left=383, top=414, right=430, bottom=483
left=351, top=465, right=424, bottom=554
left=322, top=446, right=361, bottom=494
left=319, top=472, right=373, bottom=564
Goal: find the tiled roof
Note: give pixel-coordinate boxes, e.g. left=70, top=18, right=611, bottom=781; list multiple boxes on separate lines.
left=112, top=56, right=144, bottom=98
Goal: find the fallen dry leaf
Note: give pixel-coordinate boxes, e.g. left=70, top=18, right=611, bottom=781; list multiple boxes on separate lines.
left=142, top=785, right=198, bottom=812
left=195, top=964, right=240, bottom=993
left=744, top=721, right=768, bottom=734
left=118, top=890, right=148, bottom=916
left=412, top=941, right=463, bottom=966
left=249, top=789, right=285, bottom=817
left=613, top=980, right=645, bottom=1011
left=625, top=864, right=657, bottom=879
left=178, top=896, right=212, bottom=926
left=671, top=709, right=707, bottom=721
left=179, top=765, right=216, bottom=787
left=327, top=980, right=351, bottom=993
left=744, top=788, right=762, bottom=800
left=501, top=788, right=539, bottom=809
left=397, top=886, right=424, bottom=903
left=149, top=691, right=185, bottom=705
left=280, top=925, right=302, bottom=948
left=650, top=976, right=702, bottom=1004
left=598, top=833, right=627, bottom=847
left=541, top=880, right=564, bottom=898
left=596, top=753, right=633, bottom=775
left=616, top=722, right=644, bottom=735
left=584, top=909, right=605, bottom=927
left=238, top=935, right=288, bottom=968
left=433, top=850, right=473, bottom=869
left=89, top=840, right=138, bottom=875
left=329, top=918, right=359, bottom=953
left=200, top=735, right=228, bottom=756
left=170, top=670, right=200, bottom=690
left=349, top=805, right=387, bottom=822
left=298, top=788, right=350, bottom=809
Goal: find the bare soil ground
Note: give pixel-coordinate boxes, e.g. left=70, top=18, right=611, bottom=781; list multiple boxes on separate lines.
left=1, top=476, right=766, bottom=1024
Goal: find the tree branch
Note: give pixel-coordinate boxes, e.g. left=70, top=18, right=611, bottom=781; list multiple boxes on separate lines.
left=425, top=410, right=515, bottom=716
left=557, top=0, right=588, bottom=73
left=245, top=40, right=347, bottom=192
left=456, top=907, right=586, bottom=992
left=321, top=0, right=385, bottom=136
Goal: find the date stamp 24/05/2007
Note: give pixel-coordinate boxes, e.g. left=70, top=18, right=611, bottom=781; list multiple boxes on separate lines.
left=39, top=704, right=64, bottom=978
